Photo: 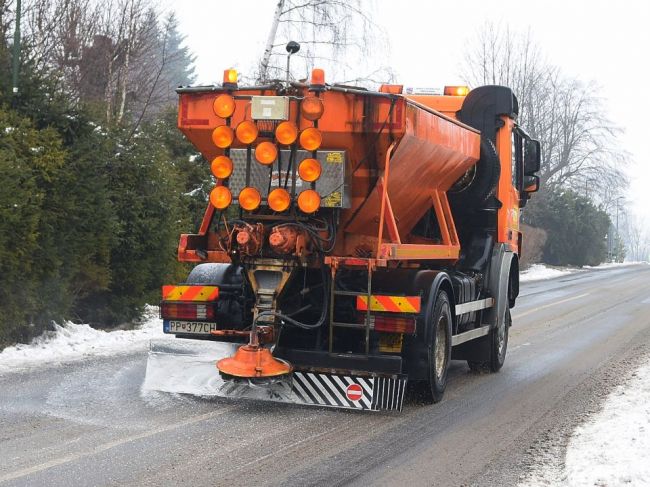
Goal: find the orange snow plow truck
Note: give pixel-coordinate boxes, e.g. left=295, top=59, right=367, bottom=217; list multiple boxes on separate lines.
left=146, top=62, right=541, bottom=412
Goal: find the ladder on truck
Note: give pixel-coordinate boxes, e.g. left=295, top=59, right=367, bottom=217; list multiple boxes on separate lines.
left=326, top=257, right=375, bottom=355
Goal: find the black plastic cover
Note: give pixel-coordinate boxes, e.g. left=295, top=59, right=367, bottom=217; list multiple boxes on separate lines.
left=457, top=85, right=519, bottom=144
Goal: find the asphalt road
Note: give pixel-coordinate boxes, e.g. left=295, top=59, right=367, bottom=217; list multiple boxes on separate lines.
left=1, top=264, right=649, bottom=487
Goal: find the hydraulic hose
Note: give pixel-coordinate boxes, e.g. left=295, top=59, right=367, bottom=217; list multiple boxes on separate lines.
left=253, top=267, right=329, bottom=330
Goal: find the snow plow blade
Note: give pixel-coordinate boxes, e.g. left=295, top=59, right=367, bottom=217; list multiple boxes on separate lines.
left=143, top=338, right=407, bottom=411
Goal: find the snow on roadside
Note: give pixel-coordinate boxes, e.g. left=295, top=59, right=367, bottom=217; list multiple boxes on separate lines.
left=584, top=261, right=646, bottom=269
left=0, top=305, right=164, bottom=374
left=520, top=356, right=650, bottom=487
left=521, top=261, right=647, bottom=283
left=520, top=264, right=576, bottom=283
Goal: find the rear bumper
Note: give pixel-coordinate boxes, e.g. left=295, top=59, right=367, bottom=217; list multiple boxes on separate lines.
left=144, top=338, right=406, bottom=412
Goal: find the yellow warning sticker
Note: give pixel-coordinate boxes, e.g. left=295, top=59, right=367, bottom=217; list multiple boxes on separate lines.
left=326, top=152, right=343, bottom=163
left=322, top=191, right=342, bottom=207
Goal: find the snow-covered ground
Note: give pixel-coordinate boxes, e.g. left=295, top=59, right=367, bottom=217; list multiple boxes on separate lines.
left=584, top=261, right=646, bottom=270
left=0, top=305, right=163, bottom=374
left=520, top=264, right=577, bottom=282
left=520, top=356, right=650, bottom=487
left=520, top=261, right=646, bottom=283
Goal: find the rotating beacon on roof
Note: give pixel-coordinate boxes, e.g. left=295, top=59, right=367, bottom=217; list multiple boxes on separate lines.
left=153, top=42, right=541, bottom=411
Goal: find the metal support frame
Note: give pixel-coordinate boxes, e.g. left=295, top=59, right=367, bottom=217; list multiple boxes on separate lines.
left=375, top=146, right=461, bottom=262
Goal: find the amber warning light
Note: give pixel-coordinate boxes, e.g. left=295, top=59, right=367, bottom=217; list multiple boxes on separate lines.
left=223, top=69, right=238, bottom=88
left=444, top=85, right=470, bottom=96
left=310, top=68, right=325, bottom=87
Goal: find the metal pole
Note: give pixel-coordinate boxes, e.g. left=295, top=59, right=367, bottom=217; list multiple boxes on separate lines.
left=615, top=199, right=620, bottom=262
left=11, top=0, right=22, bottom=97
left=286, top=53, right=291, bottom=86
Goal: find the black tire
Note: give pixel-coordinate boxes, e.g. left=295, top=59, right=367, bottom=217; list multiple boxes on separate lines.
left=424, top=290, right=453, bottom=403
left=468, top=307, right=510, bottom=373
left=186, top=263, right=242, bottom=286
left=186, top=263, right=246, bottom=329
left=449, top=136, right=500, bottom=208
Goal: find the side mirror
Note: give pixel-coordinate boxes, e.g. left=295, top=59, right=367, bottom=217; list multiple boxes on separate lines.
left=523, top=175, right=540, bottom=193
left=524, top=139, right=541, bottom=175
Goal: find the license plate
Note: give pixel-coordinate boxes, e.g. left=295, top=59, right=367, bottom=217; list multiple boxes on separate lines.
left=164, top=320, right=219, bottom=335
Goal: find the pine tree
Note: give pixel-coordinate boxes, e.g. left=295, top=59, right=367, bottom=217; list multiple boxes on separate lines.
left=526, top=190, right=610, bottom=267
left=0, top=107, right=67, bottom=345
left=161, top=12, right=196, bottom=93
left=0, top=2, right=202, bottom=347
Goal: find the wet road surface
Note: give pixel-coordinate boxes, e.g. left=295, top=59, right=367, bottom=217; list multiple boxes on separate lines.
left=1, top=264, right=649, bottom=486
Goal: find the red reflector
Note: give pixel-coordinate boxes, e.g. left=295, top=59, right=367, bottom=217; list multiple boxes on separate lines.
left=161, top=302, right=214, bottom=320
left=372, top=315, right=416, bottom=334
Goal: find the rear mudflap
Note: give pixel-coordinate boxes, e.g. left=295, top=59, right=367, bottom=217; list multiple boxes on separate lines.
left=144, top=338, right=406, bottom=412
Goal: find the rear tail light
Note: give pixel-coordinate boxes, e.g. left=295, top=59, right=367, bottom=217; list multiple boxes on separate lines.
left=161, top=302, right=215, bottom=320
left=371, top=315, right=416, bottom=334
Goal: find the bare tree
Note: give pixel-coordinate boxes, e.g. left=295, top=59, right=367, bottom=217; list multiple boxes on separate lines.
left=259, top=0, right=285, bottom=82
left=14, top=0, right=192, bottom=126
left=256, top=0, right=394, bottom=87
left=463, top=23, right=628, bottom=198
left=93, top=0, right=151, bottom=124
left=0, top=0, right=14, bottom=47
left=622, top=214, right=650, bottom=262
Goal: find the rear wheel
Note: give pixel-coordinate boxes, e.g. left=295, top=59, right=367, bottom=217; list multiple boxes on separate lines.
left=425, top=291, right=453, bottom=403
left=468, top=307, right=510, bottom=372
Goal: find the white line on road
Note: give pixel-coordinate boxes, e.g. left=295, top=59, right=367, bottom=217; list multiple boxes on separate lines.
left=0, top=405, right=237, bottom=483
left=513, top=293, right=590, bottom=319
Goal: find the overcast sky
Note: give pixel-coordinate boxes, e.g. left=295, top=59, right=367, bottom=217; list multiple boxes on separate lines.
left=172, top=0, right=649, bottom=228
